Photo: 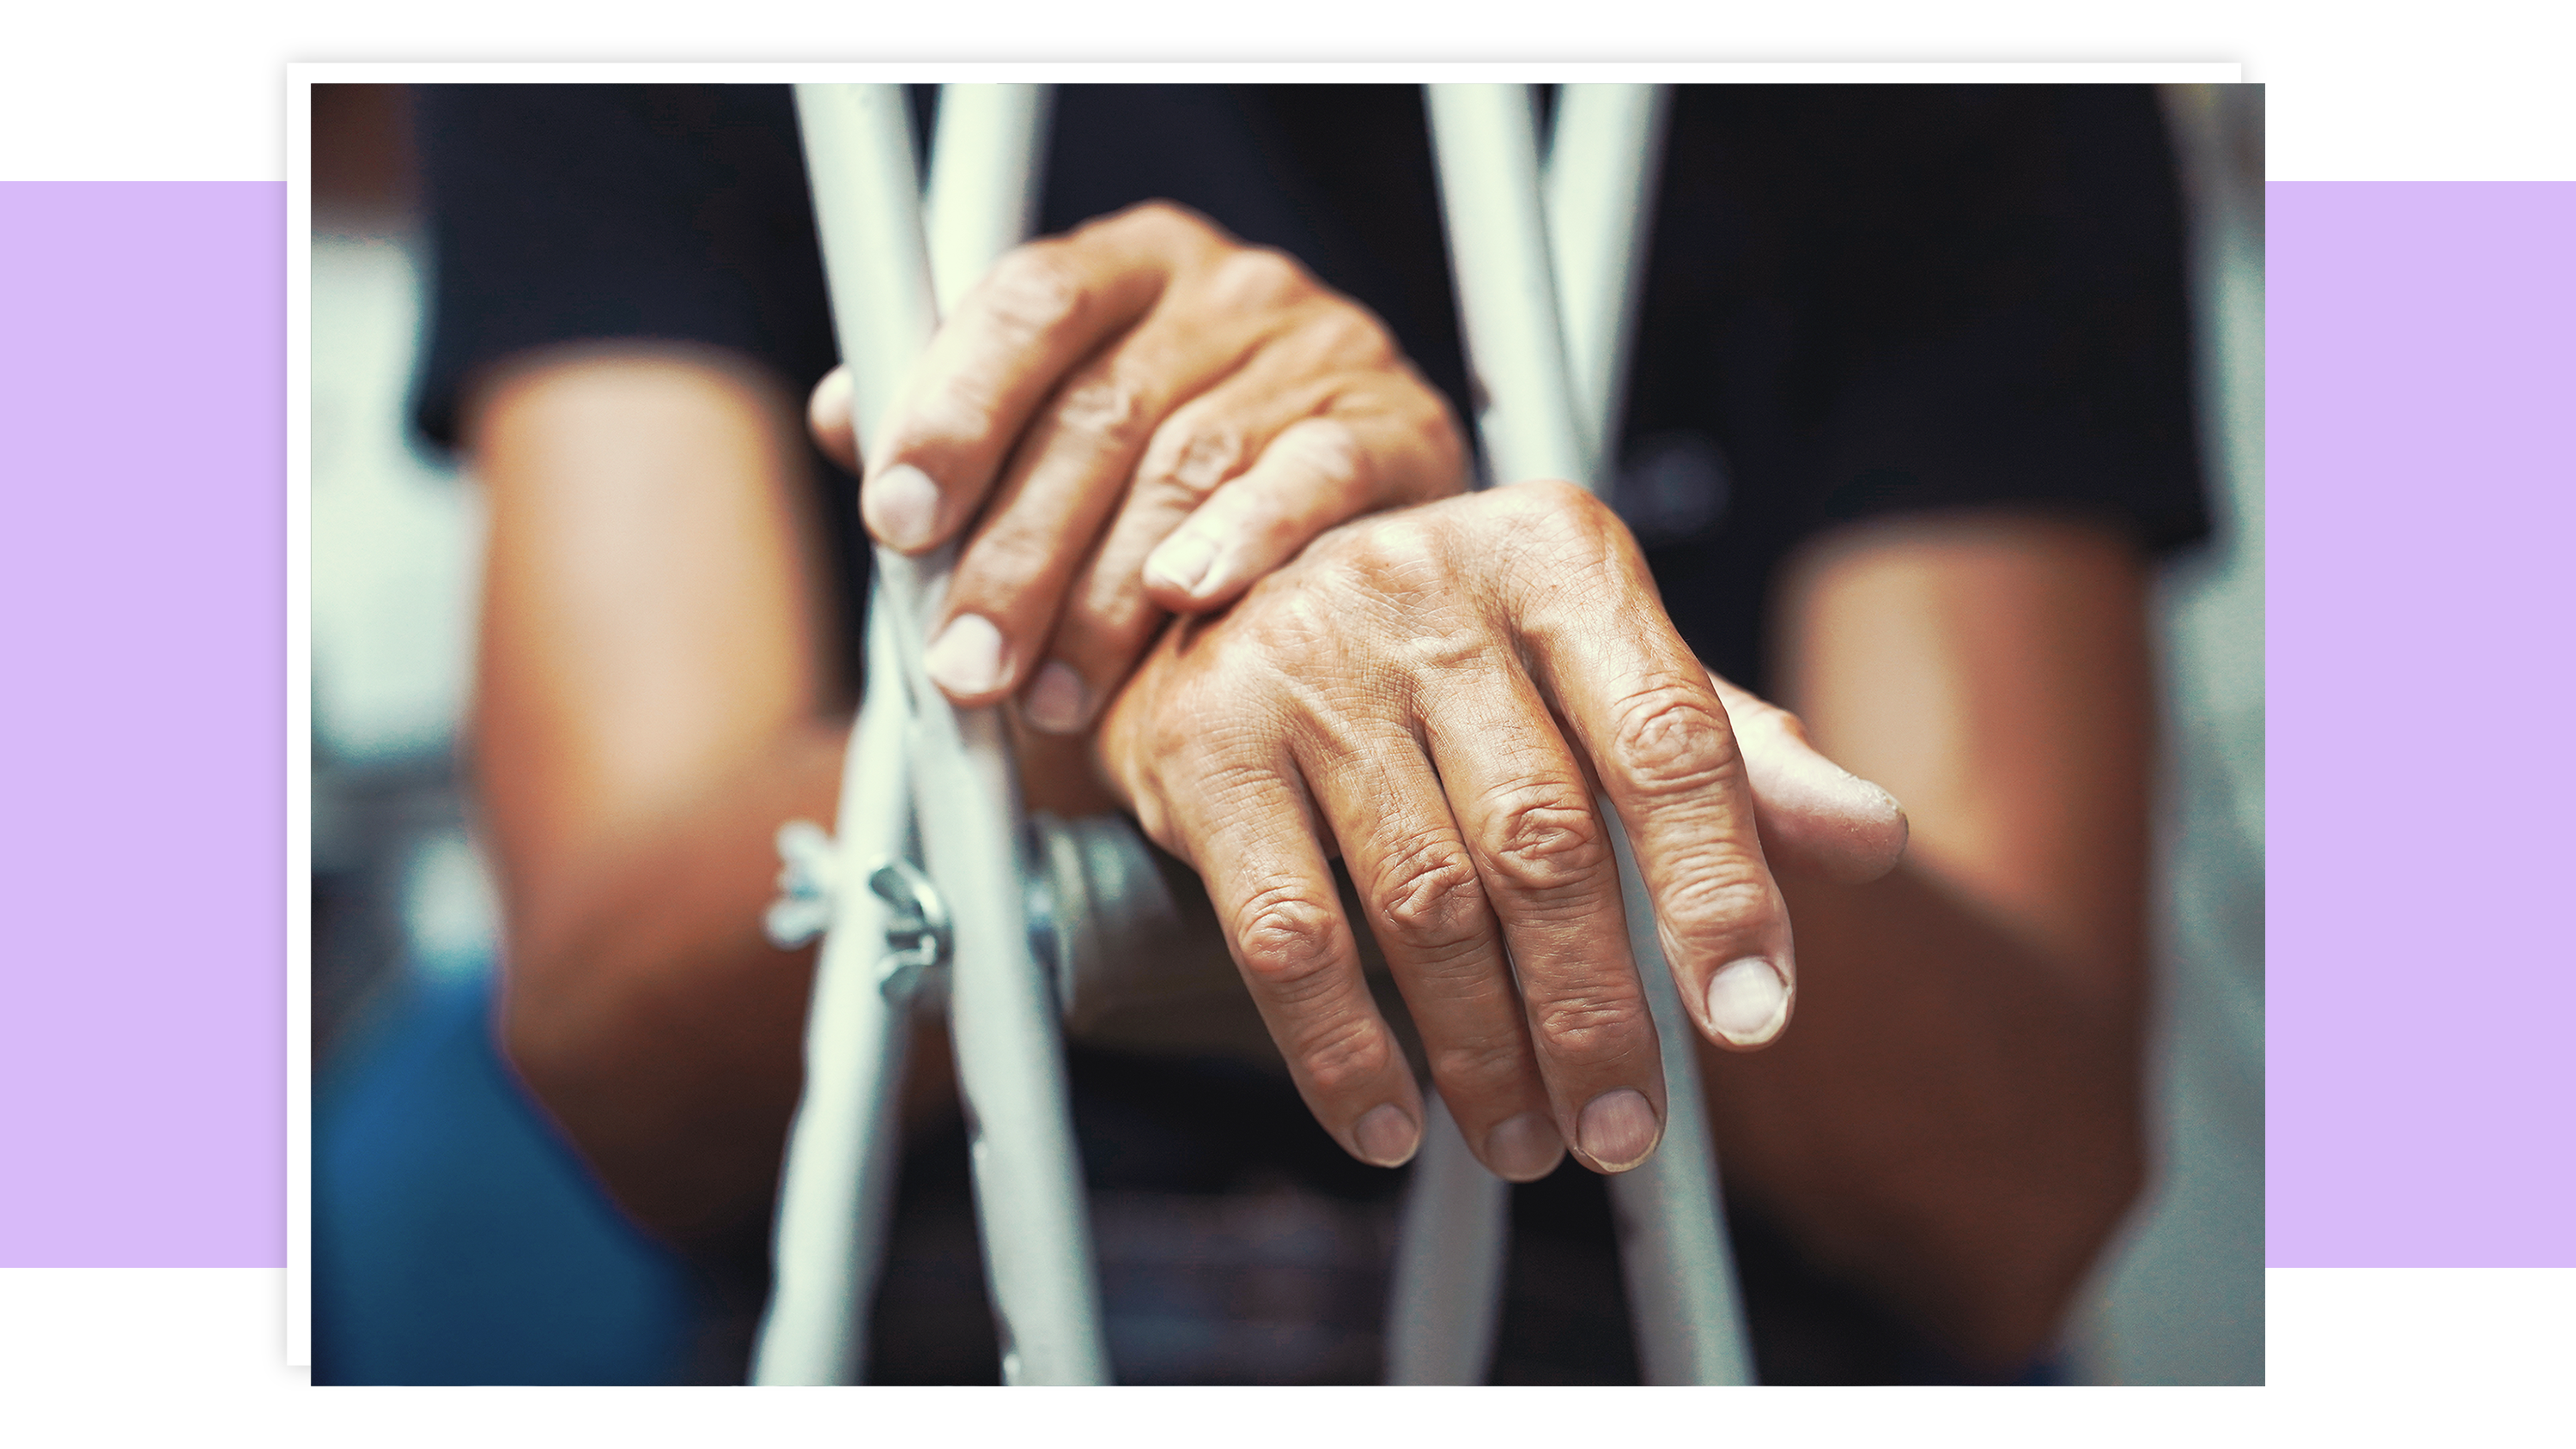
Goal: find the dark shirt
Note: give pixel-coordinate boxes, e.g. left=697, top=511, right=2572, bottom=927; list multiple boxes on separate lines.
left=411, top=81, right=2207, bottom=1385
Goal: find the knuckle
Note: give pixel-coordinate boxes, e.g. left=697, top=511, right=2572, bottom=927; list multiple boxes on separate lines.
left=978, top=245, right=1089, bottom=343
left=1652, top=862, right=1778, bottom=945
left=1494, top=479, right=1627, bottom=565
left=1210, top=246, right=1310, bottom=308
left=1429, top=1036, right=1528, bottom=1098
left=1233, top=884, right=1346, bottom=1002
left=1371, top=835, right=1488, bottom=956
left=1295, top=1012, right=1395, bottom=1098
left=1482, top=784, right=1609, bottom=897
left=1232, top=577, right=1340, bottom=664
left=1139, top=418, right=1246, bottom=506
left=1526, top=983, right=1648, bottom=1060
left=1609, top=683, right=1740, bottom=797
left=1052, top=372, right=1148, bottom=448
left=1312, top=306, right=1395, bottom=366
left=1340, top=508, right=1449, bottom=581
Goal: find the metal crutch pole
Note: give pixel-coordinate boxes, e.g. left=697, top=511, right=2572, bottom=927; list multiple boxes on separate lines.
left=1543, top=83, right=1669, bottom=479
left=753, top=86, right=1054, bottom=1387
left=1413, top=80, right=1755, bottom=1386
left=1543, top=84, right=1752, bottom=1390
left=752, top=588, right=932, bottom=1385
left=774, top=82, right=1108, bottom=1386
left=753, top=84, right=1046, bottom=1387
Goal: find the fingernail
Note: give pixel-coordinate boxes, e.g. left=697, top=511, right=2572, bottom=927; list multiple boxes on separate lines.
left=866, top=463, right=941, bottom=551
left=1705, top=956, right=1791, bottom=1046
left=1577, top=1088, right=1661, bottom=1173
left=1353, top=1104, right=1421, bottom=1167
left=1144, top=530, right=1222, bottom=598
left=1485, top=1111, right=1566, bottom=1182
left=923, top=614, right=1006, bottom=698
left=1022, top=660, right=1091, bottom=735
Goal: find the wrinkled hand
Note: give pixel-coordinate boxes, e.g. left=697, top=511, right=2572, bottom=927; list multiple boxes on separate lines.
left=810, top=201, right=1466, bottom=735
left=1095, top=482, right=1909, bottom=1181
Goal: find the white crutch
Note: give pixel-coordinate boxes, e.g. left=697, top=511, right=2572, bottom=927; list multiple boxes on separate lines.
left=752, top=82, right=1108, bottom=1387
left=1391, top=82, right=1756, bottom=1386
left=753, top=81, right=1751, bottom=1389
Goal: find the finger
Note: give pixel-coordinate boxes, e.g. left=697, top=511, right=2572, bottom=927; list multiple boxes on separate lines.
left=860, top=210, right=1196, bottom=553
left=1024, top=413, right=1366, bottom=734
left=1021, top=402, right=1373, bottom=736
left=1299, top=718, right=1564, bottom=1182
left=806, top=366, right=858, bottom=476
left=1137, top=336, right=1460, bottom=611
left=1025, top=373, right=1457, bottom=737
left=1183, top=761, right=1426, bottom=1169
left=1416, top=651, right=1667, bottom=1174
left=1497, top=482, right=1798, bottom=1055
left=1011, top=421, right=1236, bottom=736
left=1705, top=670, right=1909, bottom=885
left=1143, top=408, right=1436, bottom=611
left=919, top=290, right=1267, bottom=708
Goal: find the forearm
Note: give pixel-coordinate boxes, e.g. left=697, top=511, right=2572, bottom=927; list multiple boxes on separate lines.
left=494, top=719, right=845, bottom=1239
left=467, top=349, right=864, bottom=1239
left=1700, top=510, right=2158, bottom=1371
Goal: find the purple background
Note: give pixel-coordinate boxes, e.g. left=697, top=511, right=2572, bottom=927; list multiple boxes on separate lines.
left=0, top=179, right=2570, bottom=1269
left=2265, top=181, right=2576, bottom=1265
left=0, top=183, right=285, bottom=1265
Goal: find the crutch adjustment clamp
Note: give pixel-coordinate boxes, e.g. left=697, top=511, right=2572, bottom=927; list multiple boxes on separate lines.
left=866, top=857, right=951, bottom=1001
left=762, top=822, right=954, bottom=1002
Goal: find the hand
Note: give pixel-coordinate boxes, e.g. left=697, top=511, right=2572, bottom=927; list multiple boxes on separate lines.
left=809, top=201, right=1467, bottom=735
left=1094, top=482, right=1908, bottom=1181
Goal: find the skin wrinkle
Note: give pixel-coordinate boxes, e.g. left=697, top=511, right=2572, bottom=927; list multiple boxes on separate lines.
left=1286, top=1008, right=1397, bottom=1101
left=1143, top=423, right=1244, bottom=504
left=1230, top=881, right=1349, bottom=998
left=1604, top=682, right=1741, bottom=797
left=1652, top=870, right=1783, bottom=959
left=1370, top=832, right=1487, bottom=949
left=1048, top=371, right=1148, bottom=444
left=1479, top=788, right=1608, bottom=898
left=1525, top=984, right=1656, bottom=1063
left=833, top=197, right=1474, bottom=746
left=479, top=196, right=2129, bottom=1351
left=975, top=245, right=1101, bottom=352
left=1097, top=484, right=1795, bottom=1185
left=1317, top=731, right=1492, bottom=961
left=1308, top=723, right=1545, bottom=1137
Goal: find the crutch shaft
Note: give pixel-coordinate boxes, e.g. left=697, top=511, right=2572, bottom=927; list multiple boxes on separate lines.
left=792, top=82, right=1109, bottom=1386
left=750, top=597, right=920, bottom=1385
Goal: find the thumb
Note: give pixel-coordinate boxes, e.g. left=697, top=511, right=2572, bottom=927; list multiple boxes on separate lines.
left=805, top=365, right=860, bottom=476
left=1708, top=670, right=1909, bottom=885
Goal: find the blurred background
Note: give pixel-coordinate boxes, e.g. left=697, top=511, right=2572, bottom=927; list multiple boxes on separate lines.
left=306, top=82, right=2264, bottom=1385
